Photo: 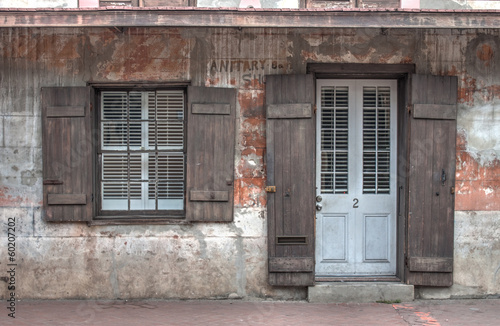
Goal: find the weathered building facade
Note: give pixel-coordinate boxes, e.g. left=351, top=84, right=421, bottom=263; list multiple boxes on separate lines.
left=0, top=0, right=499, bottom=301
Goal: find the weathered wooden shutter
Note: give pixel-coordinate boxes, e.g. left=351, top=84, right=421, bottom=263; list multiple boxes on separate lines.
left=406, top=74, right=458, bottom=286
left=42, top=87, right=94, bottom=222
left=186, top=86, right=236, bottom=222
left=266, top=75, right=315, bottom=286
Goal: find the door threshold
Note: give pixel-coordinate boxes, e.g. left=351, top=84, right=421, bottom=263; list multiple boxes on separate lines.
left=315, top=276, right=401, bottom=282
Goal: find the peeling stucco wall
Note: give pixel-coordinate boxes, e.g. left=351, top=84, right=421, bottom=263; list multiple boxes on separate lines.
left=0, top=26, right=499, bottom=300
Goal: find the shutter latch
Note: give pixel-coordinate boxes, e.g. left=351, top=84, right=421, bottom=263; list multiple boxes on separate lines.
left=265, top=186, right=276, bottom=193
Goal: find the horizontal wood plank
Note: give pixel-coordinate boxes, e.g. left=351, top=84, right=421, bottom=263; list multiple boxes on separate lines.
left=408, top=257, right=453, bottom=272
left=269, top=257, right=314, bottom=272
left=269, top=272, right=314, bottom=286
left=413, top=104, right=457, bottom=120
left=4, top=9, right=500, bottom=29
left=46, top=106, right=85, bottom=117
left=192, top=103, right=230, bottom=115
left=47, top=194, right=87, bottom=205
left=267, top=104, right=312, bottom=119
left=308, top=63, right=416, bottom=75
left=189, top=190, right=229, bottom=202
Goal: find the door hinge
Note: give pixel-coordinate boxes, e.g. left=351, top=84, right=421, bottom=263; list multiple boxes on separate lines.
left=91, top=193, right=94, bottom=202
left=407, top=104, right=412, bottom=115
left=265, top=186, right=276, bottom=193
left=314, top=105, right=317, bottom=114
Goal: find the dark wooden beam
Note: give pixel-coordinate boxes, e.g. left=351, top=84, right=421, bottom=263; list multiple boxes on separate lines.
left=0, top=8, right=499, bottom=29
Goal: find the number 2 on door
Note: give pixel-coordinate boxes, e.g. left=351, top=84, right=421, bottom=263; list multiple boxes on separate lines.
left=353, top=198, right=359, bottom=208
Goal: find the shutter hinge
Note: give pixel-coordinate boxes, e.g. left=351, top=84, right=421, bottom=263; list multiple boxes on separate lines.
left=265, top=186, right=276, bottom=193
left=450, top=186, right=455, bottom=195
left=407, top=104, right=412, bottom=115
left=404, top=256, right=408, bottom=267
left=314, top=105, right=317, bottom=114
left=91, top=193, right=94, bottom=202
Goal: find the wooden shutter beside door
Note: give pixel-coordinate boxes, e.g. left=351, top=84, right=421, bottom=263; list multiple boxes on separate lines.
left=406, top=74, right=458, bottom=286
left=266, top=75, right=316, bottom=286
left=42, top=87, right=94, bottom=222
left=186, top=86, right=236, bottom=222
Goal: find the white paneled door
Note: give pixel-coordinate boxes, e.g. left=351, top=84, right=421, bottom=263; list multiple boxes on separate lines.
left=315, top=80, right=397, bottom=276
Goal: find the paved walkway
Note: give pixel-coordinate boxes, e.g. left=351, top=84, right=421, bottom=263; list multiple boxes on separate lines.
left=2, top=299, right=499, bottom=325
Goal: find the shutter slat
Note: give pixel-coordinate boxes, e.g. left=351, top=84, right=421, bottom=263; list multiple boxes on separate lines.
left=48, top=194, right=87, bottom=205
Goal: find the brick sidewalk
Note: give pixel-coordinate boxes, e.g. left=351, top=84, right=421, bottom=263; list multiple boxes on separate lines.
left=1, top=299, right=499, bottom=326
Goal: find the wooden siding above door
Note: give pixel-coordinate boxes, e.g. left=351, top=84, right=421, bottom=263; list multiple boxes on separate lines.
left=406, top=74, right=458, bottom=286
left=266, top=74, right=316, bottom=286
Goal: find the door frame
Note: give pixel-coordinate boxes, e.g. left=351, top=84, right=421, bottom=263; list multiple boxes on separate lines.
left=307, top=63, right=416, bottom=282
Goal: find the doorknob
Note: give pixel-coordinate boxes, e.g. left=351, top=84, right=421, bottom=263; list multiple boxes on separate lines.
left=316, top=203, right=322, bottom=211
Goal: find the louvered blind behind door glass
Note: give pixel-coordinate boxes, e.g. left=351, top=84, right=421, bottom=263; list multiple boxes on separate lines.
left=320, top=86, right=349, bottom=194
left=362, top=86, right=391, bottom=194
left=101, top=90, right=185, bottom=211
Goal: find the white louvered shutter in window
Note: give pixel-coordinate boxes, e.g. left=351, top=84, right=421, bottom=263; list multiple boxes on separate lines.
left=320, top=86, right=349, bottom=194
left=100, top=90, right=185, bottom=212
left=362, top=86, right=391, bottom=194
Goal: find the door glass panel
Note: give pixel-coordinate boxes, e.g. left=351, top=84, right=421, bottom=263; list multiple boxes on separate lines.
left=320, top=86, right=349, bottom=194
left=362, top=86, right=391, bottom=194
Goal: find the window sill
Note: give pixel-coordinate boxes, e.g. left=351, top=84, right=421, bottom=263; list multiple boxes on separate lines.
left=89, top=217, right=190, bottom=226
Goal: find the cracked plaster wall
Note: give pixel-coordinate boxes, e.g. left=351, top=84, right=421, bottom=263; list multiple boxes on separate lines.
left=0, top=27, right=499, bottom=299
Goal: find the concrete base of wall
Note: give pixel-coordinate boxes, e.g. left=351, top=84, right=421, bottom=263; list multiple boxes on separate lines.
left=308, top=282, right=414, bottom=303
left=415, top=284, right=499, bottom=300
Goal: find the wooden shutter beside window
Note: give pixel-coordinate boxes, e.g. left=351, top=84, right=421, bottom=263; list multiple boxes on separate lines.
left=186, top=86, right=236, bottom=222
left=266, top=75, right=316, bottom=286
left=42, top=87, right=94, bottom=222
left=406, top=74, right=458, bottom=286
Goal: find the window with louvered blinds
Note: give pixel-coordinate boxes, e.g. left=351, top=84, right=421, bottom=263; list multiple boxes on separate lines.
left=319, top=83, right=392, bottom=196
left=99, top=90, right=185, bottom=212
left=362, top=86, right=391, bottom=194
left=320, top=86, right=349, bottom=194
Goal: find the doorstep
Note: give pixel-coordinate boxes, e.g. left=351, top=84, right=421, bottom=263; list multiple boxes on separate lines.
left=308, top=282, right=415, bottom=303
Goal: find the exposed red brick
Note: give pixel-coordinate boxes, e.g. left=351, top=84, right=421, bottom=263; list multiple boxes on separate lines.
left=242, top=78, right=265, bottom=90
left=456, top=130, right=467, bottom=151
left=455, top=180, right=500, bottom=211
left=477, top=43, right=494, bottom=66
left=400, top=56, right=413, bottom=64
left=240, top=117, right=266, bottom=149
left=456, top=150, right=479, bottom=181
left=454, top=131, right=500, bottom=211
left=92, top=29, right=189, bottom=81
left=446, top=65, right=459, bottom=76
left=478, top=158, right=500, bottom=181
left=458, top=76, right=476, bottom=105
left=238, top=91, right=265, bottom=118
left=234, top=178, right=266, bottom=208
left=236, top=148, right=265, bottom=179
left=206, top=77, right=220, bottom=86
